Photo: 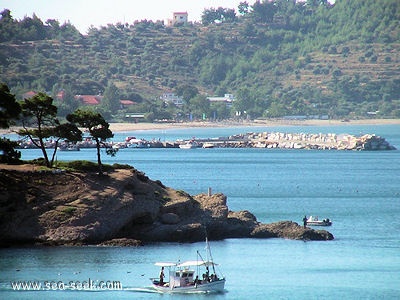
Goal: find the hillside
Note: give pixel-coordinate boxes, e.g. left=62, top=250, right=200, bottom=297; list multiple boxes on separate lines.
left=0, top=0, right=399, bottom=120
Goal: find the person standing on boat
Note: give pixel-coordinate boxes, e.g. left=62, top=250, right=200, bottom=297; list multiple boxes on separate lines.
left=303, top=215, right=307, bottom=228
left=159, top=267, right=165, bottom=285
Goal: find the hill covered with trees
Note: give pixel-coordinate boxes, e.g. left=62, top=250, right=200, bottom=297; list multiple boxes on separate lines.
left=0, top=0, right=399, bottom=121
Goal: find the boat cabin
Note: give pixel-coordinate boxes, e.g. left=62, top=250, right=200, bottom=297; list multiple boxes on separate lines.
left=170, top=269, right=195, bottom=287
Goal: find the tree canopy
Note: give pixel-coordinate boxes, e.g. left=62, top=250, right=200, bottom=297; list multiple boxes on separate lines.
left=1, top=0, right=399, bottom=120
left=0, top=83, right=21, bottom=128
left=18, top=92, right=82, bottom=167
left=0, top=83, right=22, bottom=163
left=66, top=109, right=116, bottom=174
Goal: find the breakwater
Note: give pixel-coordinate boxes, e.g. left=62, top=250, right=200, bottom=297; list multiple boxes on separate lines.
left=217, top=132, right=396, bottom=150
left=112, top=132, right=395, bottom=150
left=16, top=132, right=395, bottom=151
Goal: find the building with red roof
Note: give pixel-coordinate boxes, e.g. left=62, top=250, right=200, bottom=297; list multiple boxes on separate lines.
left=74, top=95, right=103, bottom=105
left=119, top=100, right=136, bottom=108
left=22, top=91, right=37, bottom=99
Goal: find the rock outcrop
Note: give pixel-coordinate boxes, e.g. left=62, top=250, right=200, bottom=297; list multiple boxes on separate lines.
left=0, top=165, right=333, bottom=246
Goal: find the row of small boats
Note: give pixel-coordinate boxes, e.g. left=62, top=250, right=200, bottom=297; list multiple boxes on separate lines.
left=178, top=140, right=214, bottom=149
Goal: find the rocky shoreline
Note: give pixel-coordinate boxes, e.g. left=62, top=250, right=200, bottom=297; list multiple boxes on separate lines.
left=0, top=165, right=333, bottom=247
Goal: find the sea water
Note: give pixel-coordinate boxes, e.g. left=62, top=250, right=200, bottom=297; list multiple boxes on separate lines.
left=1, top=124, right=399, bottom=299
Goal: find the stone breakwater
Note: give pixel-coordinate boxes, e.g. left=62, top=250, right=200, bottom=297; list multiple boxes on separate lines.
left=114, top=132, right=394, bottom=151
left=16, top=132, right=395, bottom=151
left=220, top=132, right=396, bottom=150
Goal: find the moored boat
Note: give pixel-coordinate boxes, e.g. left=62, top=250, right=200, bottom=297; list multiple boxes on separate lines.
left=202, top=142, right=214, bottom=148
left=150, top=239, right=225, bottom=293
left=306, top=216, right=332, bottom=226
left=179, top=140, right=200, bottom=149
left=126, top=137, right=150, bottom=148
left=57, top=144, right=80, bottom=151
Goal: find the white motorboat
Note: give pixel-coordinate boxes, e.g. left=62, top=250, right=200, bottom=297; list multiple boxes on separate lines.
left=306, top=216, right=332, bottom=226
left=150, top=239, right=225, bottom=294
left=202, top=142, right=214, bottom=148
left=179, top=140, right=200, bottom=149
left=126, top=138, right=150, bottom=148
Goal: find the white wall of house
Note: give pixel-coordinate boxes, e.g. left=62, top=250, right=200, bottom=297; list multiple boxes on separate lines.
left=167, top=12, right=188, bottom=26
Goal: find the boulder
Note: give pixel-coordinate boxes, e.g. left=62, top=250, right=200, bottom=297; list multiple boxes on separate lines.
left=251, top=221, right=334, bottom=241
left=161, top=213, right=180, bottom=224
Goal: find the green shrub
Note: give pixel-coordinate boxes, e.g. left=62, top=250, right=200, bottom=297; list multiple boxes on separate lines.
left=56, top=160, right=114, bottom=172
left=112, top=163, right=133, bottom=170
left=62, top=206, right=76, bottom=215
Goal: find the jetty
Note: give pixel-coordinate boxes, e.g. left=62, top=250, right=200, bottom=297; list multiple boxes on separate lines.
left=16, top=132, right=395, bottom=151
left=223, top=132, right=396, bottom=151
left=187, top=132, right=395, bottom=150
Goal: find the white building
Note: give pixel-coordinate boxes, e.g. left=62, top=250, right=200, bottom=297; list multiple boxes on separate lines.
left=207, top=94, right=235, bottom=107
left=161, top=93, right=184, bottom=107
left=167, top=12, right=188, bottom=26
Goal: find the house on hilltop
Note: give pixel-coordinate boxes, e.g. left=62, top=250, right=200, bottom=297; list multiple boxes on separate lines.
left=167, top=12, right=188, bottom=26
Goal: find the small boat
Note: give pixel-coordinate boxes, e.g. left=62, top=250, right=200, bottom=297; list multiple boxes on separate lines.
left=179, top=140, right=200, bottom=149
left=306, top=216, right=332, bottom=226
left=150, top=239, right=225, bottom=294
left=202, top=142, right=214, bottom=148
left=126, top=138, right=150, bottom=148
left=57, top=144, right=80, bottom=151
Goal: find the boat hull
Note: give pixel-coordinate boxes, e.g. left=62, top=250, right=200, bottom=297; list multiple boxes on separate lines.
left=152, top=279, right=225, bottom=294
left=179, top=144, right=198, bottom=149
left=306, top=221, right=332, bottom=226
left=306, top=216, right=332, bottom=226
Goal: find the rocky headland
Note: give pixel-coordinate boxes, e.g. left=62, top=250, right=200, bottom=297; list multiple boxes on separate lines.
left=0, top=164, right=333, bottom=247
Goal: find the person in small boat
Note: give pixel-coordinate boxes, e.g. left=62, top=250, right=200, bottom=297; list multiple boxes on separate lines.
left=202, top=273, right=209, bottom=283
left=159, top=267, right=165, bottom=285
left=303, top=215, right=307, bottom=228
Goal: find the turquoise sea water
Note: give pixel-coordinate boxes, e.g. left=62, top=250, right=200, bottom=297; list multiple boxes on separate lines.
left=1, top=124, right=400, bottom=299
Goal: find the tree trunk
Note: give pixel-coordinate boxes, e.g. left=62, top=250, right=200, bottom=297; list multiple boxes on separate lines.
left=39, top=138, right=51, bottom=168
left=50, top=140, right=59, bottom=167
left=95, top=138, right=103, bottom=175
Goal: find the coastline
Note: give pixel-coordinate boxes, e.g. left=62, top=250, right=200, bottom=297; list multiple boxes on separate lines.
left=108, top=118, right=400, bottom=132
left=0, top=164, right=334, bottom=246
left=1, top=118, right=399, bottom=134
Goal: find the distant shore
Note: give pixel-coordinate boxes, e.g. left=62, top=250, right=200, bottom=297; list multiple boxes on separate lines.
left=107, top=118, right=400, bottom=132
left=1, top=118, right=399, bottom=134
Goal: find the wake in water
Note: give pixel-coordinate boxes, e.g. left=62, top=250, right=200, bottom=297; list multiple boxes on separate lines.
left=125, top=286, right=224, bottom=294
left=125, top=286, right=160, bottom=293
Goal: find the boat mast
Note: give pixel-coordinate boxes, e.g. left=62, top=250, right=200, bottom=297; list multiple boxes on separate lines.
left=206, top=236, right=216, bottom=274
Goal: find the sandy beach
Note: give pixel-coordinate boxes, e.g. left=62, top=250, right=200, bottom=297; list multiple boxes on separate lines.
left=107, top=118, right=400, bottom=132
left=1, top=119, right=399, bottom=135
